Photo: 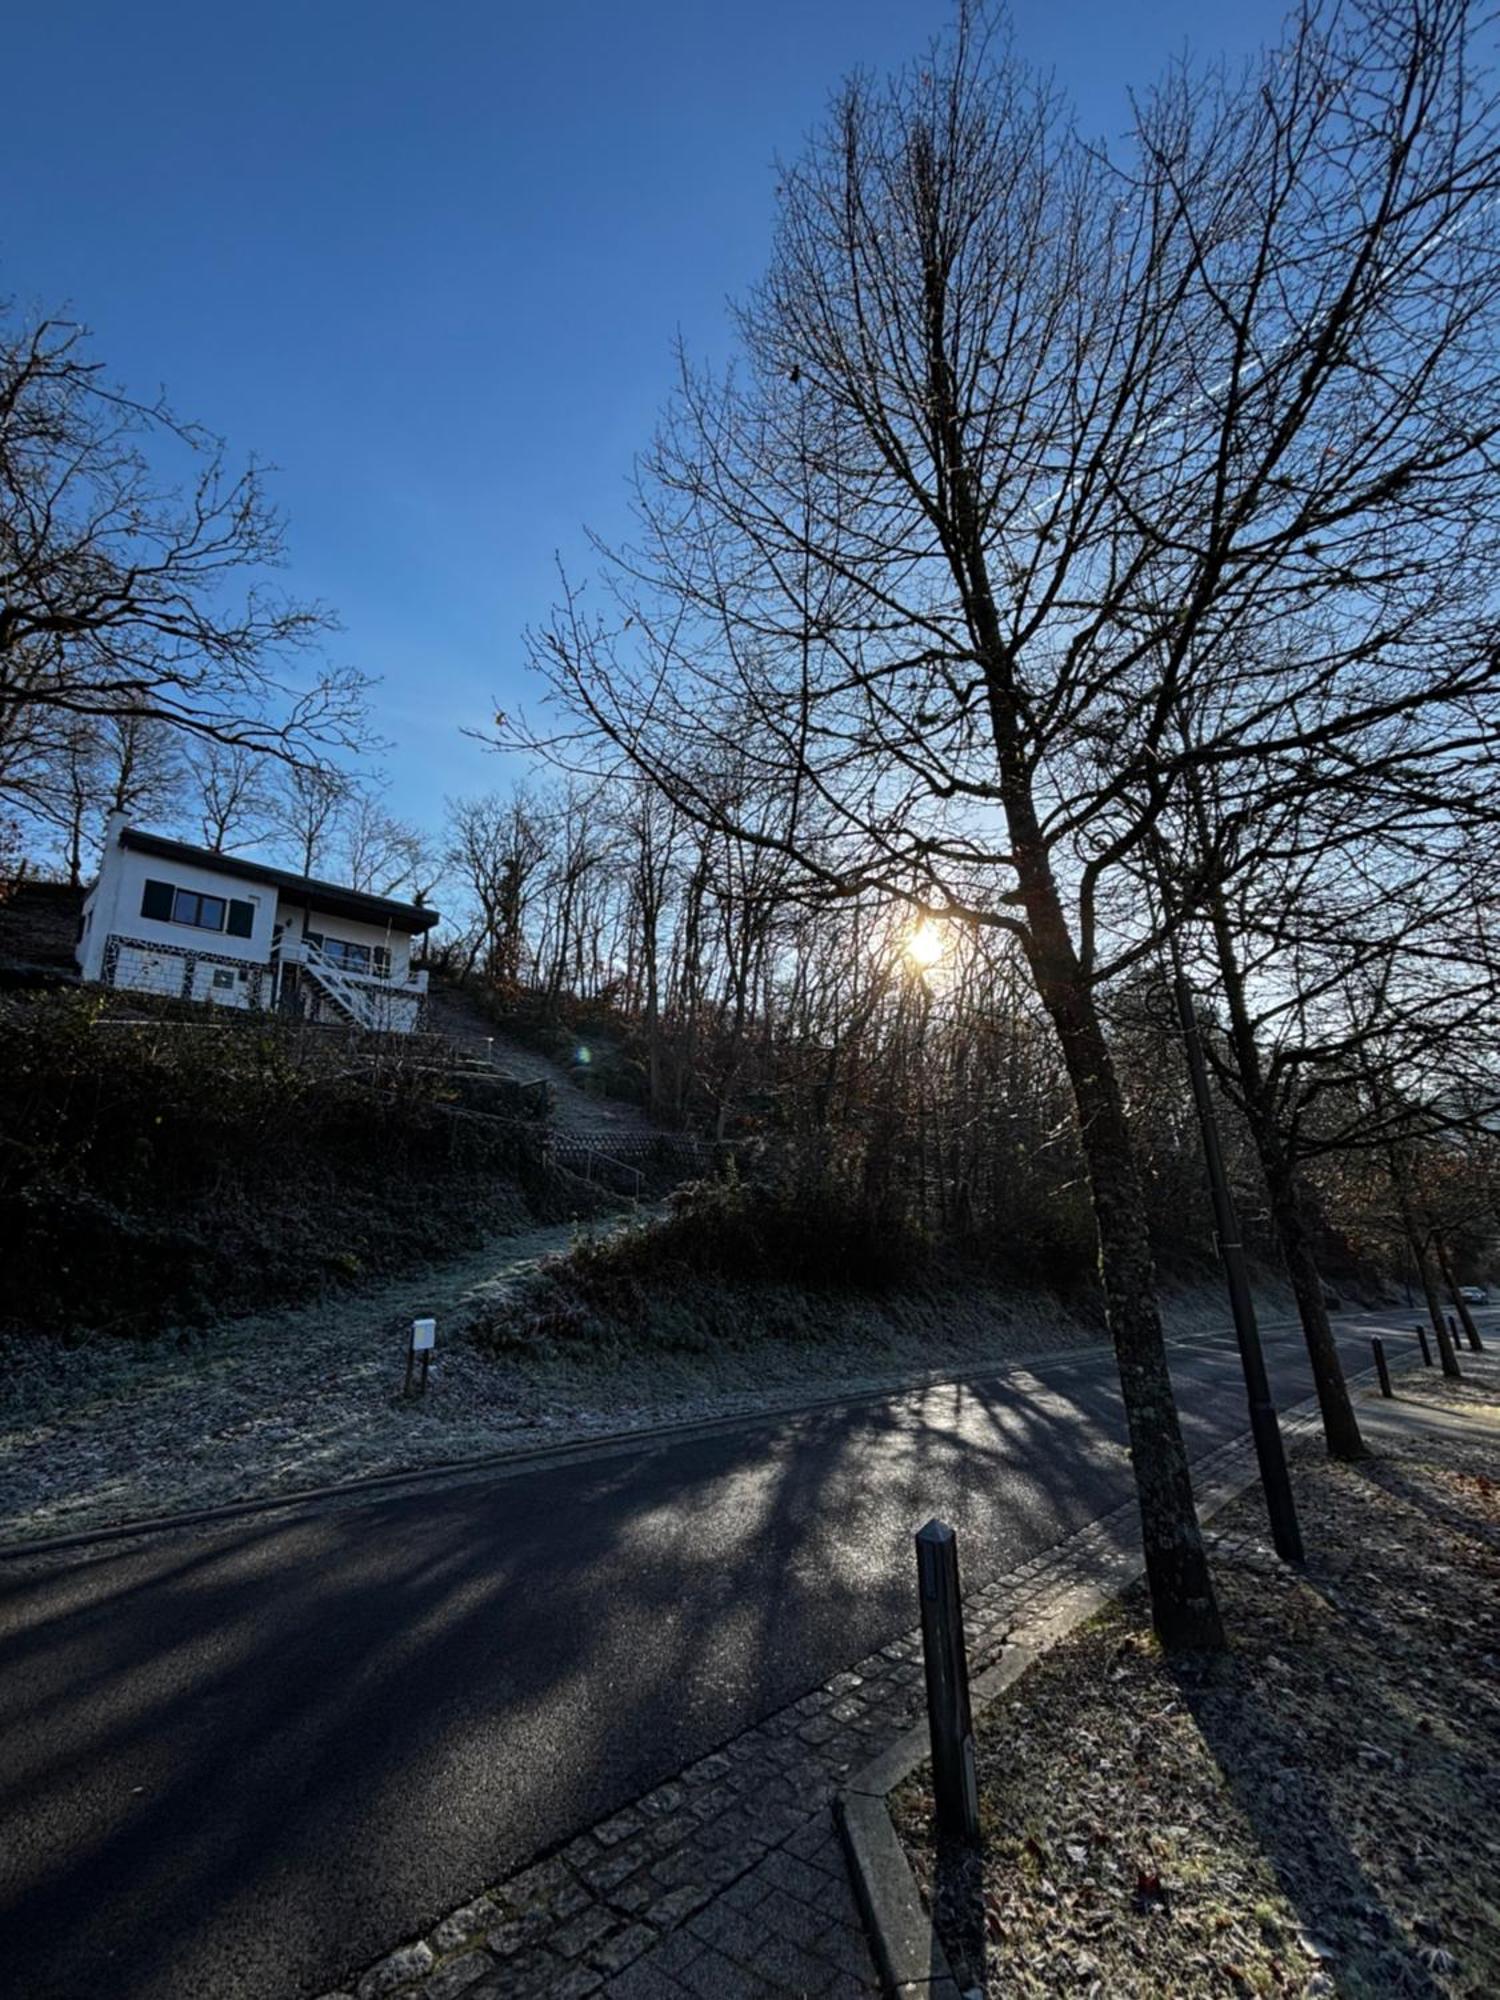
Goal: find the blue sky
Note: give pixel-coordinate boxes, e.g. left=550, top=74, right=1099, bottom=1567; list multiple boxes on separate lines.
left=4, top=0, right=1287, bottom=828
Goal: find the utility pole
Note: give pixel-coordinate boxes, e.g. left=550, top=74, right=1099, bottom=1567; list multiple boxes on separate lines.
left=1172, top=970, right=1305, bottom=1565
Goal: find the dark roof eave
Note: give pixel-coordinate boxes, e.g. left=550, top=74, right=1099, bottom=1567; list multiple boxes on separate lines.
left=117, top=827, right=441, bottom=934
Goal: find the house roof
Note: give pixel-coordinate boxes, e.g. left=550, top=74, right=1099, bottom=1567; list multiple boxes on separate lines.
left=117, top=827, right=441, bottom=934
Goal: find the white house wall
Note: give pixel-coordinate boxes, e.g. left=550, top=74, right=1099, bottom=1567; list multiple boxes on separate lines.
left=80, top=842, right=275, bottom=981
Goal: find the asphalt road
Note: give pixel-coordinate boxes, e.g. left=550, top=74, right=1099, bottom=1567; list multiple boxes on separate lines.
left=0, top=1306, right=1465, bottom=1999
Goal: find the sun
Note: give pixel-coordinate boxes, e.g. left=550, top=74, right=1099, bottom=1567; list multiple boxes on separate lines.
left=906, top=918, right=947, bottom=970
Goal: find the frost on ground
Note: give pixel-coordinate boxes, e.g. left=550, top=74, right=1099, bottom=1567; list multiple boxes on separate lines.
left=0, top=1200, right=1290, bottom=1546
left=894, top=1371, right=1500, bottom=2000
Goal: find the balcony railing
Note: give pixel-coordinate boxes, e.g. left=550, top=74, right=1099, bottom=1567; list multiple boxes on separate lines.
left=278, top=936, right=428, bottom=994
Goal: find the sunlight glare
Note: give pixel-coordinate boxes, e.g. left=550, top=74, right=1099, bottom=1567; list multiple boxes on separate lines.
left=906, top=918, right=946, bottom=970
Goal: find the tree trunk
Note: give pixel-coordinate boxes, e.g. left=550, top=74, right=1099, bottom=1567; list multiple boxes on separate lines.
left=912, top=175, right=1221, bottom=1650
left=1002, top=786, right=1222, bottom=1644
left=1262, top=1162, right=1367, bottom=1458
left=1435, top=1236, right=1481, bottom=1349
left=1191, top=824, right=1366, bottom=1459
left=1039, top=948, right=1224, bottom=1650
left=1389, top=1157, right=1462, bottom=1379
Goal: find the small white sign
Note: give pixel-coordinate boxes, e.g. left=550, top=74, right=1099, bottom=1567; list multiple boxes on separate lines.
left=411, top=1318, right=436, bottom=1352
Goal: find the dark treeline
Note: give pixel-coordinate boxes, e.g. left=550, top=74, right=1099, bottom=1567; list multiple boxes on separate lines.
left=439, top=772, right=1500, bottom=1317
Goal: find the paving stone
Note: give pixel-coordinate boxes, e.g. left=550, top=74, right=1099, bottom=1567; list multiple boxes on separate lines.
left=755, top=1846, right=844, bottom=1909
left=646, top=1880, right=715, bottom=1929
left=638, top=1782, right=685, bottom=1815
left=594, top=1808, right=645, bottom=1848
left=681, top=1751, right=733, bottom=1784
left=552, top=1967, right=605, bottom=1999
left=471, top=1946, right=568, bottom=1998
left=809, top=1919, right=880, bottom=1982
left=485, top=1913, right=548, bottom=1959
left=428, top=1897, right=496, bottom=1953
left=357, top=1941, right=436, bottom=1999
left=716, top=1870, right=772, bottom=1914
left=650, top=1842, right=709, bottom=1893
left=633, top=1925, right=708, bottom=1981
left=798, top=1714, right=840, bottom=1745
left=551, top=1902, right=618, bottom=1960
left=687, top=1782, right=739, bottom=1821
left=590, top=1920, right=656, bottom=1975
left=551, top=1873, right=596, bottom=1920
left=649, top=1814, right=694, bottom=1853
left=419, top=1950, right=493, bottom=2000
left=507, top=1856, right=572, bottom=1911
left=784, top=1815, right=842, bottom=1867
left=605, top=1873, right=656, bottom=1917
left=579, top=1841, right=648, bottom=1894
left=676, top=1945, right=781, bottom=2000
left=602, top=1953, right=692, bottom=1999
left=759, top=1883, right=844, bottom=1951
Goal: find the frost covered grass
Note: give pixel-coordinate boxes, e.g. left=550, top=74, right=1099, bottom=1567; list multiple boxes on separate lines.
left=0, top=1185, right=1292, bottom=1551
left=895, top=1370, right=1500, bottom=1999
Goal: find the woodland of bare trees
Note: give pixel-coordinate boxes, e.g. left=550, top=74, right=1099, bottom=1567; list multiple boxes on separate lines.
left=498, top=0, right=1500, bottom=1643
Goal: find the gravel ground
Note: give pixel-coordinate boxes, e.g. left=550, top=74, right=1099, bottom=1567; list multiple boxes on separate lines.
left=894, top=1371, right=1500, bottom=2000
left=0, top=1211, right=1290, bottom=1546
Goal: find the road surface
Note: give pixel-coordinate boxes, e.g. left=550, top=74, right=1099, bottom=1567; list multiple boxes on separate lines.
left=0, top=1307, right=1461, bottom=1998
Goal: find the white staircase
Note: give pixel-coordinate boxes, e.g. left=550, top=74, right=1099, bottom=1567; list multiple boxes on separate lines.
left=284, top=935, right=427, bottom=1033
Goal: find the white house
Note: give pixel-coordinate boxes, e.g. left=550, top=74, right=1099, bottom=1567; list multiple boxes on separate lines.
left=77, top=817, right=439, bottom=1033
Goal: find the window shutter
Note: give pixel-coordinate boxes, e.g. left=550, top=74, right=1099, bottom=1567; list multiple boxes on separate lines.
left=141, top=879, right=174, bottom=921
left=226, top=899, right=255, bottom=938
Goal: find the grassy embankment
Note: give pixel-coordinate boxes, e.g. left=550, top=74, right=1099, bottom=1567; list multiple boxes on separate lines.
left=0, top=989, right=599, bottom=1340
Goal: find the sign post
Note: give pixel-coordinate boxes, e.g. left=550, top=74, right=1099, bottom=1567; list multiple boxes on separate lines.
left=405, top=1317, right=436, bottom=1397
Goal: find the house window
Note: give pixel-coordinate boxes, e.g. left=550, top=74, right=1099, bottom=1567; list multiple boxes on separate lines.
left=140, top=877, right=255, bottom=937
left=305, top=933, right=391, bottom=978
left=173, top=889, right=226, bottom=932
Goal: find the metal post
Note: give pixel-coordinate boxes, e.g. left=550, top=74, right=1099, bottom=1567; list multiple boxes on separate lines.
left=1174, top=975, right=1304, bottom=1565
left=914, top=1520, right=980, bottom=1842
left=1415, top=1323, right=1433, bottom=1368
left=1372, top=1337, right=1393, bottom=1399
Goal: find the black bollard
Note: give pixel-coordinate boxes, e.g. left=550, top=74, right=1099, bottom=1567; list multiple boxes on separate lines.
left=915, top=1520, right=980, bottom=1842
left=1415, top=1323, right=1433, bottom=1368
left=1372, top=1337, right=1393, bottom=1398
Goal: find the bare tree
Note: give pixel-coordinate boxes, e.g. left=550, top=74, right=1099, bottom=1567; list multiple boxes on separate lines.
left=510, top=1, right=1500, bottom=1645
left=187, top=739, right=276, bottom=852
left=338, top=790, right=436, bottom=899
left=270, top=764, right=351, bottom=879
left=0, top=309, right=372, bottom=831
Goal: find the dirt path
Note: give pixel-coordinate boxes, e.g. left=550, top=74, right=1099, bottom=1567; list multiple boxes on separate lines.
left=422, top=981, right=663, bottom=1144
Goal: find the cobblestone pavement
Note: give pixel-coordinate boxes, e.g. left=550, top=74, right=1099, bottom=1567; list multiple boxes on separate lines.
left=320, top=1411, right=1296, bottom=2000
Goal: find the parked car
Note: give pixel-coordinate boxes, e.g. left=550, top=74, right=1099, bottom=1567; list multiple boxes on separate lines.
left=1459, top=1285, right=1490, bottom=1306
